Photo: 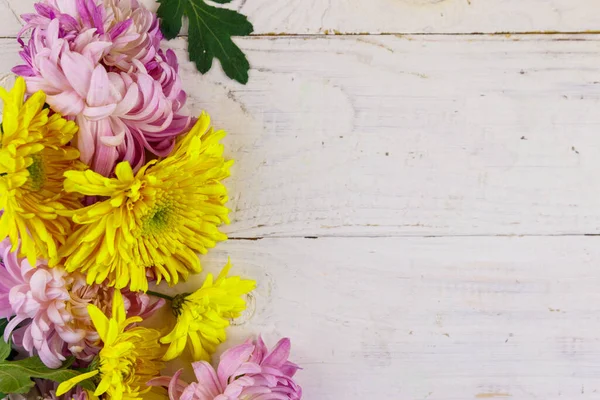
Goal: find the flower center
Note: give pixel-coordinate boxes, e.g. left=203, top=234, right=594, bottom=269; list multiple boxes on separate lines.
left=141, top=196, right=176, bottom=235
left=171, top=293, right=190, bottom=316
left=26, top=154, right=45, bottom=191
left=98, top=354, right=136, bottom=386
left=142, top=206, right=171, bottom=234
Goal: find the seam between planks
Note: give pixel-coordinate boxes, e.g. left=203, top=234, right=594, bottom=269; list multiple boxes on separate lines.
left=173, top=31, right=600, bottom=38
left=250, top=31, right=600, bottom=37
left=227, top=234, right=600, bottom=241
left=3, top=31, right=600, bottom=40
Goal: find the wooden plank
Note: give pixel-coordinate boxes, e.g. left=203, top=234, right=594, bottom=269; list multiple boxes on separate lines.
left=225, top=0, right=600, bottom=35
left=3, top=0, right=600, bottom=36
left=1, top=35, right=600, bottom=237
left=151, top=236, right=600, bottom=399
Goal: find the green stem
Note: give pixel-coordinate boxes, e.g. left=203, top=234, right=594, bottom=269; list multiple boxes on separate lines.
left=146, top=290, right=174, bottom=301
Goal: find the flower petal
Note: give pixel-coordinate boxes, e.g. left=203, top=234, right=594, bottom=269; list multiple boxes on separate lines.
left=56, top=370, right=99, bottom=396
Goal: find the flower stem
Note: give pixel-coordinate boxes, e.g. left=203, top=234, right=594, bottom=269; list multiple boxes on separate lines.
left=146, top=290, right=174, bottom=301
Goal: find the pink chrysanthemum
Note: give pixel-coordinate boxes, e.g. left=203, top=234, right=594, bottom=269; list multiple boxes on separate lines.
left=0, top=238, right=164, bottom=368
left=14, top=0, right=191, bottom=176
left=152, top=337, right=303, bottom=400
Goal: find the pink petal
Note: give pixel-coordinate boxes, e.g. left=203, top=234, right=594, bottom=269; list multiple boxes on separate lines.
left=82, top=41, right=113, bottom=65
left=57, top=328, right=86, bottom=344
left=4, top=315, right=26, bottom=342
left=38, top=336, right=64, bottom=368
left=0, top=296, right=13, bottom=319
left=86, top=65, right=112, bottom=107
left=26, top=76, right=62, bottom=96
left=75, top=116, right=96, bottom=164
left=250, top=335, right=268, bottom=364
left=169, top=369, right=186, bottom=400
left=192, top=361, right=222, bottom=395
left=29, top=270, right=51, bottom=302
left=113, top=82, right=140, bottom=116
left=99, top=129, right=125, bottom=146
left=217, top=343, right=255, bottom=387
left=262, top=338, right=292, bottom=368
left=47, top=90, right=85, bottom=116
left=46, top=303, right=65, bottom=325
left=45, top=19, right=60, bottom=48
left=18, top=325, right=33, bottom=352
left=83, top=104, right=118, bottom=120
left=60, top=50, right=93, bottom=99
left=36, top=57, right=70, bottom=92
left=92, top=126, right=120, bottom=176
left=280, top=361, right=302, bottom=378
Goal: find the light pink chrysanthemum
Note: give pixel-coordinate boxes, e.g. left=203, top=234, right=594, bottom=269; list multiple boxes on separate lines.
left=152, top=337, right=303, bottom=400
left=0, top=238, right=164, bottom=368
left=14, top=0, right=190, bottom=176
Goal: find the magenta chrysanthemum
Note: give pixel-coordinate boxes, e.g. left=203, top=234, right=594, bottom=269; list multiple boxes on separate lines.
left=14, top=0, right=191, bottom=176
left=152, top=336, right=302, bottom=400
left=0, top=238, right=164, bottom=368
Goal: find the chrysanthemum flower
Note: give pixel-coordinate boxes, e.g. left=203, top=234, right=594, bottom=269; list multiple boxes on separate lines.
left=66, top=274, right=165, bottom=362
left=0, top=77, right=82, bottom=264
left=0, top=238, right=164, bottom=368
left=160, top=261, right=256, bottom=362
left=59, top=113, right=232, bottom=292
left=19, top=0, right=163, bottom=73
left=151, top=336, right=302, bottom=400
left=14, top=0, right=190, bottom=176
left=56, top=290, right=165, bottom=399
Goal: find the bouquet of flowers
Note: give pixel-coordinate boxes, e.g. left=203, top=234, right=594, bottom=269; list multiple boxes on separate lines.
left=0, top=0, right=302, bottom=398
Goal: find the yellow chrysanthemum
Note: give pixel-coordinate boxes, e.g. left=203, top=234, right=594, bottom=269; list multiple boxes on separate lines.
left=58, top=113, right=232, bottom=291
left=56, top=290, right=164, bottom=400
left=161, top=261, right=255, bottom=361
left=0, top=77, right=82, bottom=264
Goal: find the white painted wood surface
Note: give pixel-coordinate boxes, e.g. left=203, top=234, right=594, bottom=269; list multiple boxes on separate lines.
left=0, top=1, right=599, bottom=399
left=4, top=0, right=600, bottom=35
left=160, top=236, right=600, bottom=400
left=226, top=0, right=600, bottom=34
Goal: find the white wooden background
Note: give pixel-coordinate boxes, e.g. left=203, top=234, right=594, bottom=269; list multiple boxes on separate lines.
left=2, top=1, right=600, bottom=399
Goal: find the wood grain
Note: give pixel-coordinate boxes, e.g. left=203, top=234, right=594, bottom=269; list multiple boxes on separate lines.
left=3, top=0, right=600, bottom=36
left=1, top=35, right=600, bottom=237
left=143, top=35, right=600, bottom=238
left=225, top=0, right=600, bottom=35
left=155, top=236, right=600, bottom=400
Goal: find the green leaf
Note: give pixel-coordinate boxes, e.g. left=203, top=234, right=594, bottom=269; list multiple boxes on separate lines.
left=0, top=320, right=11, bottom=361
left=157, top=0, right=253, bottom=84
left=157, top=0, right=184, bottom=39
left=0, top=356, right=96, bottom=394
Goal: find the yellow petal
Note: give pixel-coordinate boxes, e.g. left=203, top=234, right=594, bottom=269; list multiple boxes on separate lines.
left=112, top=289, right=126, bottom=323
left=93, top=374, right=112, bottom=397
left=114, top=161, right=134, bottom=182
left=88, top=304, right=110, bottom=343
left=215, top=259, right=233, bottom=283
left=162, top=335, right=187, bottom=361
left=56, top=370, right=99, bottom=396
